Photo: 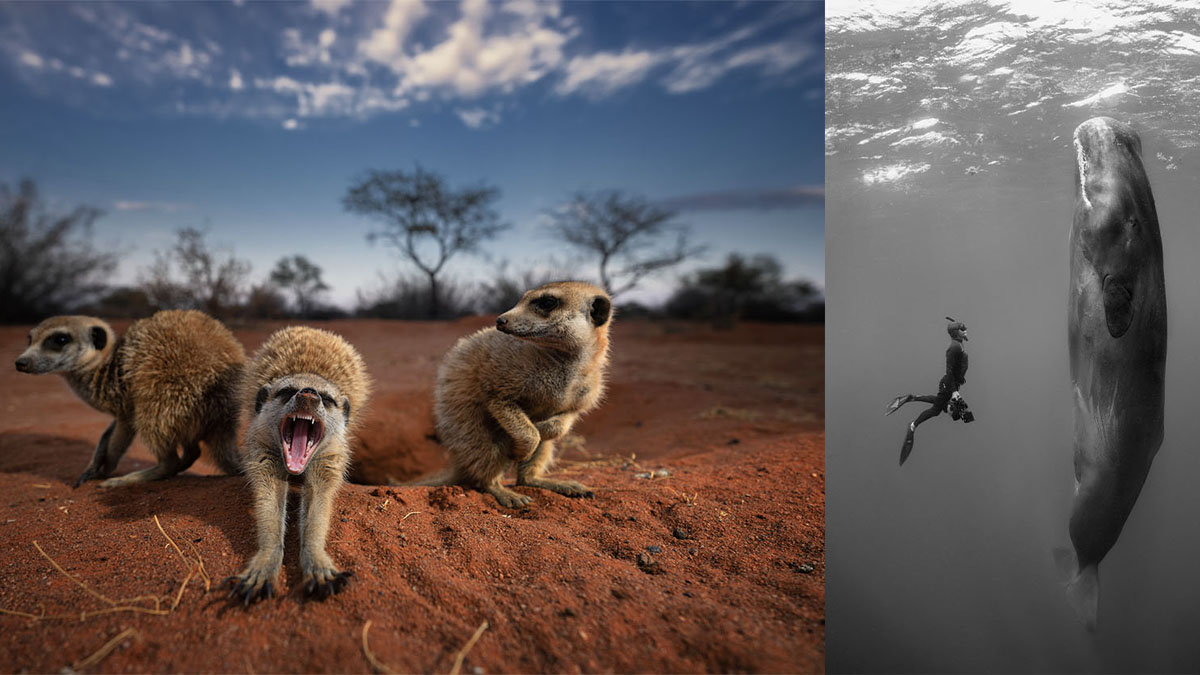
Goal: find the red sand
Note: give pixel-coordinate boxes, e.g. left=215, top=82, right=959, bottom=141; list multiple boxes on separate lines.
left=0, top=319, right=824, bottom=673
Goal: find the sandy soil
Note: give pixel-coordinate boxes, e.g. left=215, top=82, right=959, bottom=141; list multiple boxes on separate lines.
left=0, top=318, right=824, bottom=673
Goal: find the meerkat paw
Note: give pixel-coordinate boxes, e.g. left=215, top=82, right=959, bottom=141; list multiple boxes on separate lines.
left=302, top=566, right=353, bottom=600
left=74, top=464, right=110, bottom=488
left=487, top=485, right=533, bottom=508
left=98, top=464, right=177, bottom=488
left=521, top=477, right=594, bottom=499
left=226, top=566, right=278, bottom=605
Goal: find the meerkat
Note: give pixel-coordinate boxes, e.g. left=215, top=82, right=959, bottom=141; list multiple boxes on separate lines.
left=14, top=310, right=245, bottom=488
left=413, top=281, right=612, bottom=508
left=229, top=326, right=370, bottom=603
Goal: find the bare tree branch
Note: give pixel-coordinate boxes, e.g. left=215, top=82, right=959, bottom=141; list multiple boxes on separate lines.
left=546, top=190, right=704, bottom=299
left=343, top=166, right=508, bottom=318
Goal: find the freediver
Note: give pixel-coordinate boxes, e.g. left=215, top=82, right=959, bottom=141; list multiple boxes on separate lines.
left=886, top=317, right=971, bottom=465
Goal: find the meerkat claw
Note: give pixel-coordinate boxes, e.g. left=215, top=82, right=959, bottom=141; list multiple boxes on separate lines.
left=304, top=570, right=352, bottom=600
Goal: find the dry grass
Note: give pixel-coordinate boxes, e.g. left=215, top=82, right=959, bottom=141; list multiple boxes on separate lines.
left=0, top=515, right=208, bottom=622
left=72, top=627, right=139, bottom=672
left=449, top=620, right=489, bottom=675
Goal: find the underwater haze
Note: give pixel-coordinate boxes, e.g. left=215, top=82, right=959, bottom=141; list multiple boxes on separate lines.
left=827, top=1, right=1200, bottom=672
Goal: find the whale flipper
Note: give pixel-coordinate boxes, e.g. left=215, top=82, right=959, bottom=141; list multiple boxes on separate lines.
left=1065, top=565, right=1099, bottom=632
left=1053, top=546, right=1098, bottom=632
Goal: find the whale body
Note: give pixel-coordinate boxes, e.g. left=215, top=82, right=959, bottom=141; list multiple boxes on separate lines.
left=1059, top=116, right=1167, bottom=631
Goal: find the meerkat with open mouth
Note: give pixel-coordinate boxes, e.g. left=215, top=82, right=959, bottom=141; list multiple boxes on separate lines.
left=229, top=326, right=369, bottom=603
left=14, top=311, right=245, bottom=487
left=414, top=281, right=612, bottom=508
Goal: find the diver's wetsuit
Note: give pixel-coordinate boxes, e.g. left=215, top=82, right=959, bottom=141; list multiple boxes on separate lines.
left=909, top=341, right=968, bottom=428
left=887, top=320, right=969, bottom=465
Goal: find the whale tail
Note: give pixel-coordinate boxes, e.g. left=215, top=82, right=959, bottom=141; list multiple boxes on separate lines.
left=1054, top=546, right=1099, bottom=631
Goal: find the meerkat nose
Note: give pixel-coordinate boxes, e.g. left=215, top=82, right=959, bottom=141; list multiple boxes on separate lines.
left=496, top=316, right=508, bottom=328
left=14, top=357, right=30, bottom=372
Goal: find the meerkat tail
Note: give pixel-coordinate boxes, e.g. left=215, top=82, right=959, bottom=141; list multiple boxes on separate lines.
left=398, top=467, right=459, bottom=487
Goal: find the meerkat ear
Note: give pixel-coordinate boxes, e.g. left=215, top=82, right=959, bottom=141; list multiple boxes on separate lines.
left=90, top=326, right=107, bottom=350
left=342, top=398, right=351, bottom=422
left=255, top=387, right=269, bottom=414
left=590, top=295, right=612, bottom=327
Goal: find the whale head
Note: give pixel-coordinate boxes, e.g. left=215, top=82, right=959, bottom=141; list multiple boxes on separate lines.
left=1073, top=117, right=1159, bottom=338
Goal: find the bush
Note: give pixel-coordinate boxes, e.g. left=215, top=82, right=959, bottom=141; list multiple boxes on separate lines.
left=0, top=179, right=117, bottom=323
left=665, top=254, right=822, bottom=325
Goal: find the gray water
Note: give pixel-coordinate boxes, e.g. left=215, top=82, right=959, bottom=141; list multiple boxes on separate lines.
left=826, top=2, right=1200, bottom=672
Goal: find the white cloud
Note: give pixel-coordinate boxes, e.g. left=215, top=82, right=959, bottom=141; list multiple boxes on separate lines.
left=91, top=72, right=113, bottom=86
left=282, top=118, right=300, bottom=130
left=455, top=106, right=501, bottom=128
left=311, top=0, right=353, bottom=16
left=556, top=49, right=661, bottom=98
left=113, top=200, right=188, bottom=212
left=229, top=68, right=244, bottom=91
left=18, top=50, right=44, bottom=69
left=388, top=0, right=572, bottom=99
left=359, top=0, right=429, bottom=64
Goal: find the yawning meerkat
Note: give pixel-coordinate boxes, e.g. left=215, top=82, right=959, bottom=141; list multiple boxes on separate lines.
left=229, top=326, right=370, bottom=603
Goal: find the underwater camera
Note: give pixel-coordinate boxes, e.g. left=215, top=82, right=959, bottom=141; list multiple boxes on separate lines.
left=948, top=396, right=975, bottom=423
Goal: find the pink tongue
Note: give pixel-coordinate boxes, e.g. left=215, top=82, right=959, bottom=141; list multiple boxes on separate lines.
left=286, top=418, right=311, bottom=471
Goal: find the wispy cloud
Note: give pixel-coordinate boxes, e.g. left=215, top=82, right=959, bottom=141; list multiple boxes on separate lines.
left=0, top=0, right=817, bottom=127
left=455, top=106, right=502, bottom=129
left=659, top=185, right=824, bottom=212
left=113, top=200, right=190, bottom=213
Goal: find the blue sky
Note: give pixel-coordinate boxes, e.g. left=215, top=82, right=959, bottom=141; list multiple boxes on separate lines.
left=0, top=0, right=824, bottom=307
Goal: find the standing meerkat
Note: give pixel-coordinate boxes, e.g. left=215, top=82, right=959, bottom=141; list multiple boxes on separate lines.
left=415, top=281, right=612, bottom=508
left=14, top=310, right=245, bottom=487
left=229, top=326, right=369, bottom=603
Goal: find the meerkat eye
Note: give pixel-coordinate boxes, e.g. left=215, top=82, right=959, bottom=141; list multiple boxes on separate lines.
left=320, top=394, right=337, bottom=407
left=533, top=296, right=559, bottom=312
left=275, top=387, right=299, bottom=401
left=45, top=333, right=72, bottom=349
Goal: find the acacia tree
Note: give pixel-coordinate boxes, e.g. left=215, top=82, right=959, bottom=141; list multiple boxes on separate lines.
left=269, top=255, right=329, bottom=317
left=343, top=166, right=508, bottom=318
left=140, top=227, right=251, bottom=319
left=546, top=190, right=703, bottom=299
left=0, top=179, right=117, bottom=323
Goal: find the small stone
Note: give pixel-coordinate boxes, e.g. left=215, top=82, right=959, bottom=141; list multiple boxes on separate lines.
left=727, top=438, right=740, bottom=445
left=672, top=528, right=690, bottom=540
left=646, top=545, right=662, bottom=554
left=473, top=667, right=484, bottom=675
left=636, top=553, right=665, bottom=575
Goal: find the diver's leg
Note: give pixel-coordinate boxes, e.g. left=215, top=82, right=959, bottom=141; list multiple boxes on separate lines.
left=900, top=403, right=943, bottom=466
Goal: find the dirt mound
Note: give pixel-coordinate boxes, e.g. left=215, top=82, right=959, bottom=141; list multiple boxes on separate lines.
left=0, top=320, right=824, bottom=673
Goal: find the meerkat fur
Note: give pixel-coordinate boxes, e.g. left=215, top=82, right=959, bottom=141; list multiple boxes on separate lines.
left=417, top=281, right=612, bottom=508
left=14, top=310, right=245, bottom=488
left=230, top=326, right=370, bottom=603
